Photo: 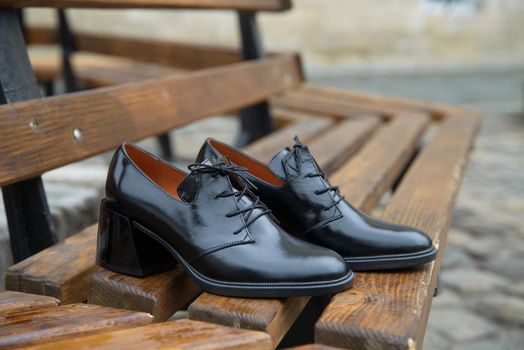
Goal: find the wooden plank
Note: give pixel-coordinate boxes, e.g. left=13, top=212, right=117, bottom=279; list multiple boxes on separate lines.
left=245, top=113, right=334, bottom=162
left=0, top=0, right=291, bottom=11
left=308, top=116, right=381, bottom=174
left=26, top=28, right=244, bottom=70
left=271, top=91, right=395, bottom=119
left=30, top=50, right=185, bottom=86
left=188, top=113, right=426, bottom=348
left=0, top=54, right=301, bottom=187
left=189, top=293, right=310, bottom=349
left=87, top=266, right=201, bottom=322
left=5, top=224, right=100, bottom=304
left=0, top=303, right=153, bottom=349
left=297, top=84, right=469, bottom=121
left=75, top=34, right=243, bottom=70
left=330, top=113, right=430, bottom=214
left=23, top=319, right=272, bottom=350
left=284, top=345, right=343, bottom=350
left=315, top=114, right=480, bottom=350
left=0, top=291, right=59, bottom=315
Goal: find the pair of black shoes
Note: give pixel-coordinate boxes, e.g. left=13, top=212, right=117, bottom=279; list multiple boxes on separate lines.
left=96, top=137, right=437, bottom=298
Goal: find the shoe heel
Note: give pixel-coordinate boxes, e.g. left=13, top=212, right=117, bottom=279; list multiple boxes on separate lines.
left=96, top=200, right=177, bottom=277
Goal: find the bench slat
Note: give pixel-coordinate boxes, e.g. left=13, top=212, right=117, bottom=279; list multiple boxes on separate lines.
left=308, top=116, right=380, bottom=174
left=330, top=113, right=430, bottom=213
left=0, top=55, right=300, bottom=187
left=5, top=225, right=99, bottom=303
left=245, top=113, right=334, bottom=162
left=22, top=319, right=271, bottom=350
left=187, top=113, right=427, bottom=348
left=271, top=90, right=396, bottom=119
left=30, top=51, right=185, bottom=86
left=87, top=267, right=201, bottom=322
left=0, top=303, right=152, bottom=348
left=315, top=114, right=480, bottom=350
left=28, top=31, right=243, bottom=71
left=0, top=0, right=291, bottom=11
left=0, top=291, right=59, bottom=315
left=297, top=84, right=467, bottom=121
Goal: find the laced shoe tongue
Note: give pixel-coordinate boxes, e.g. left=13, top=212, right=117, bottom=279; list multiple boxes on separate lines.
left=268, top=148, right=291, bottom=180
left=177, top=157, right=217, bottom=202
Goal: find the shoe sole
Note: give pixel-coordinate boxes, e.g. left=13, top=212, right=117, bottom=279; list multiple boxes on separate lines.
left=344, top=246, right=438, bottom=271
left=99, top=220, right=354, bottom=298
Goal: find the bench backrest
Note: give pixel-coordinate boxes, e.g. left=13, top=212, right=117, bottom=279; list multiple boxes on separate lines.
left=0, top=0, right=291, bottom=11
left=0, top=54, right=301, bottom=187
left=26, top=27, right=246, bottom=70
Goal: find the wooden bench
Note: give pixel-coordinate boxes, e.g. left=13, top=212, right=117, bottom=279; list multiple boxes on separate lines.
left=1, top=2, right=480, bottom=349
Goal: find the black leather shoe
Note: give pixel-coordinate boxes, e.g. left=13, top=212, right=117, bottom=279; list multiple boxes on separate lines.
left=197, top=137, right=438, bottom=271
left=96, top=143, right=354, bottom=297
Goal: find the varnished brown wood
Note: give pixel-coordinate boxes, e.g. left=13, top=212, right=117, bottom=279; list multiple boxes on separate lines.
left=0, top=303, right=152, bottom=348
left=297, top=84, right=468, bottom=121
left=189, top=293, right=309, bottom=349
left=5, top=225, right=100, bottom=304
left=75, top=34, right=243, bottom=71
left=23, top=319, right=272, bottom=350
left=0, top=291, right=59, bottom=315
left=330, top=113, right=430, bottom=214
left=87, top=266, right=201, bottom=322
left=271, top=90, right=395, bottom=119
left=188, top=113, right=426, bottom=348
left=245, top=112, right=334, bottom=162
left=0, top=55, right=301, bottom=187
left=1, top=0, right=291, bottom=11
left=315, top=114, right=480, bottom=350
left=30, top=51, right=185, bottom=86
left=284, top=345, right=343, bottom=350
left=27, top=31, right=244, bottom=71
left=308, top=116, right=381, bottom=174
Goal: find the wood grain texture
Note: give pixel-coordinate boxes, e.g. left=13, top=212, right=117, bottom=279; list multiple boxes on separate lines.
left=0, top=0, right=291, bottom=11
left=284, top=345, right=343, bottom=350
left=189, top=293, right=309, bottom=349
left=30, top=50, right=185, bottom=86
left=0, top=303, right=152, bottom=348
left=0, top=55, right=301, bottom=187
left=330, top=113, right=430, bottom=214
left=188, top=114, right=423, bottom=348
left=244, top=113, right=334, bottom=162
left=0, top=291, right=59, bottom=315
left=271, top=90, right=395, bottom=120
left=28, top=31, right=243, bottom=70
left=75, top=34, right=243, bottom=70
left=23, top=319, right=272, bottom=350
left=297, top=84, right=469, bottom=121
left=87, top=266, right=201, bottom=322
left=308, top=116, right=381, bottom=174
left=315, top=114, right=480, bottom=350
left=5, top=225, right=100, bottom=303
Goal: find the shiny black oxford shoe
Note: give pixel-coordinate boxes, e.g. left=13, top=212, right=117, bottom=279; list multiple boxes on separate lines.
left=197, top=137, right=438, bottom=271
left=96, top=143, right=354, bottom=298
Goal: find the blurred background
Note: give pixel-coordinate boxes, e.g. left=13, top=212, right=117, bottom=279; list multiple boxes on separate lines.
left=1, top=0, right=523, bottom=349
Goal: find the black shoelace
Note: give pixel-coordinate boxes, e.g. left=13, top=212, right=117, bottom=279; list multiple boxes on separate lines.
left=283, top=135, right=345, bottom=211
left=187, top=162, right=272, bottom=235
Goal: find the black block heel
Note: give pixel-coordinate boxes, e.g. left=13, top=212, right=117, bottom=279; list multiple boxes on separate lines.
left=96, top=200, right=177, bottom=277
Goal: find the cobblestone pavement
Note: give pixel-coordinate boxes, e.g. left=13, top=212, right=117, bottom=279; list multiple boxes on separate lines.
left=1, top=64, right=523, bottom=349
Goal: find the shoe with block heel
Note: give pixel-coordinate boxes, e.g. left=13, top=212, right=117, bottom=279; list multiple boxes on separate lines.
left=196, top=136, right=438, bottom=271
left=96, top=143, right=354, bottom=298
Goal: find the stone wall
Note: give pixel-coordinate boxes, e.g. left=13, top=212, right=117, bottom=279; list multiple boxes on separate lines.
left=26, top=0, right=524, bottom=69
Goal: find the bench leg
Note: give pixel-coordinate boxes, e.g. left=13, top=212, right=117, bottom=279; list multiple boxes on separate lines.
left=0, top=9, right=57, bottom=262
left=236, top=11, right=274, bottom=147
